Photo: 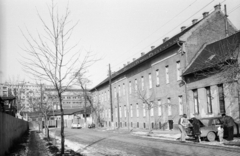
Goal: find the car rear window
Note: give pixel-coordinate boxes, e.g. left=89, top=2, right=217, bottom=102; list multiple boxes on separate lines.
left=199, top=119, right=209, bottom=126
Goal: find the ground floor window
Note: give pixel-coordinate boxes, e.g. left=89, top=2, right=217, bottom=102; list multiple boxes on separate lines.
left=193, top=89, right=199, bottom=114
left=218, top=84, right=226, bottom=114
left=206, top=87, right=213, bottom=114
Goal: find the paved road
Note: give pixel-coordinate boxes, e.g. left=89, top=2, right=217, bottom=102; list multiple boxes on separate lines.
left=52, top=128, right=240, bottom=156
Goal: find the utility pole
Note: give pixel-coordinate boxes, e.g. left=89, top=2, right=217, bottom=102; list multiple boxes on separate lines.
left=224, top=5, right=228, bottom=37
left=109, top=64, right=113, bottom=123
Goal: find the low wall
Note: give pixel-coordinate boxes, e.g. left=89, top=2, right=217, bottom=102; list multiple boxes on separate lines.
left=0, top=112, right=29, bottom=156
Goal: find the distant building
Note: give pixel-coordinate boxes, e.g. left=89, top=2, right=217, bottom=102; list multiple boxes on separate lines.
left=90, top=4, right=238, bottom=129
left=4, top=83, right=41, bottom=112
left=45, top=86, right=90, bottom=110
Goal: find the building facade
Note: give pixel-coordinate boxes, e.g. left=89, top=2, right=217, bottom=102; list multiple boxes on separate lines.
left=90, top=5, right=238, bottom=129
left=45, top=87, right=89, bottom=110
left=182, top=31, right=240, bottom=122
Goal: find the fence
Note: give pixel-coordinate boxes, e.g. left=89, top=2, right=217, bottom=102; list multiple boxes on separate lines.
left=0, top=112, right=28, bottom=156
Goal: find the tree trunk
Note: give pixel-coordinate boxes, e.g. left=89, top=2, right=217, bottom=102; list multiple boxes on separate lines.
left=45, top=117, right=49, bottom=138
left=59, top=94, right=65, bottom=155
left=148, top=109, right=152, bottom=132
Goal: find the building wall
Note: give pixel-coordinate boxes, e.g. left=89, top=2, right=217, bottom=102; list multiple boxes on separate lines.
left=186, top=73, right=239, bottom=121
left=92, top=7, right=238, bottom=129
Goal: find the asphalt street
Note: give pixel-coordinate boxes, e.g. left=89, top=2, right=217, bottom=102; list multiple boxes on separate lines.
left=53, top=128, right=240, bottom=156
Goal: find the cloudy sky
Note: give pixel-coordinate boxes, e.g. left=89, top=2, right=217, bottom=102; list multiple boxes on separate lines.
left=1, top=0, right=240, bottom=88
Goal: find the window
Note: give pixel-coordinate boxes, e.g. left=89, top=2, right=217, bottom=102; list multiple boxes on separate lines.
left=178, top=96, right=183, bottom=115
left=130, top=104, right=133, bottom=117
left=149, top=73, right=152, bottom=89
left=115, top=107, right=117, bottom=118
left=176, top=61, right=181, bottom=81
left=165, top=65, right=169, bottom=84
left=141, top=76, right=144, bottom=90
left=119, top=106, right=122, bottom=118
left=193, top=89, right=199, bottom=114
left=156, top=69, right=160, bottom=86
left=108, top=109, right=111, bottom=119
left=124, top=105, right=127, bottom=117
left=218, top=84, right=226, bottom=114
left=168, top=98, right=172, bottom=116
left=206, top=87, right=213, bottom=114
left=136, top=103, right=139, bottom=117
left=150, top=102, right=154, bottom=116
left=129, top=81, right=132, bottom=94
left=114, top=87, right=117, bottom=98
left=135, top=79, right=138, bottom=91
left=118, top=85, right=121, bottom=97
left=123, top=83, right=125, bottom=96
left=143, top=104, right=146, bottom=117
left=158, top=99, right=162, bottom=116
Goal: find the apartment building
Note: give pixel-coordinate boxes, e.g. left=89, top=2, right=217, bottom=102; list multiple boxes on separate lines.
left=90, top=4, right=238, bottom=129
left=45, top=87, right=89, bottom=110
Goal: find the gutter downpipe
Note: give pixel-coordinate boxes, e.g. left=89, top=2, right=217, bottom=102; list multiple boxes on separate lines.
left=181, top=79, right=189, bottom=117
left=177, top=40, right=189, bottom=116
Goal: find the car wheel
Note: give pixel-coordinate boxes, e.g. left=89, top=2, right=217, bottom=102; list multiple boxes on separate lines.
left=207, top=132, right=216, bottom=142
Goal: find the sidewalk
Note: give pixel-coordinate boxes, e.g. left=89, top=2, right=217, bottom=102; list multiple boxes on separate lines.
left=130, top=128, right=240, bottom=148
left=98, top=127, right=240, bottom=148
left=27, top=130, right=49, bottom=156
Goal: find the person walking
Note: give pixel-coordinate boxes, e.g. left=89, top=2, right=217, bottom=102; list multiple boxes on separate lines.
left=178, top=114, right=188, bottom=142
left=222, top=113, right=235, bottom=141
left=191, top=115, right=201, bottom=143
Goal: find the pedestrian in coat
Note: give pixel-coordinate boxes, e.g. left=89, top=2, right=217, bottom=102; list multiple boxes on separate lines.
left=191, top=115, right=201, bottom=143
left=222, top=113, right=235, bottom=141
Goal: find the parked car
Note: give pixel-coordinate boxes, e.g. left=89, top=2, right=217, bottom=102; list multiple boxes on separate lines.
left=186, top=117, right=240, bottom=142
left=71, top=120, right=82, bottom=129
left=88, top=123, right=95, bottom=128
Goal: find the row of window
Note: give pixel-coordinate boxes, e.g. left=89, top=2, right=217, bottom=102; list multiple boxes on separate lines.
left=96, top=61, right=181, bottom=102
left=106, top=121, right=166, bottom=129
left=193, top=84, right=225, bottom=115
left=103, top=96, right=184, bottom=119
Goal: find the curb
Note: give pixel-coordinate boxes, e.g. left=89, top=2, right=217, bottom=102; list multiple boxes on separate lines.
left=132, top=132, right=240, bottom=152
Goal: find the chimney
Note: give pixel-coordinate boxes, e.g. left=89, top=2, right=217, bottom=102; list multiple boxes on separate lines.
left=192, top=19, right=198, bottom=25
left=133, top=58, right=136, bottom=61
left=123, top=64, right=126, bottom=67
left=181, top=26, right=186, bottom=32
left=141, top=52, right=145, bottom=56
left=151, top=46, right=155, bottom=50
left=214, top=4, right=221, bottom=10
left=127, top=61, right=130, bottom=64
left=163, top=37, right=169, bottom=43
left=203, top=12, right=209, bottom=18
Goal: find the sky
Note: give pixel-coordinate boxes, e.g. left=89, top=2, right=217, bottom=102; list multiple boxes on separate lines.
left=1, top=0, right=240, bottom=88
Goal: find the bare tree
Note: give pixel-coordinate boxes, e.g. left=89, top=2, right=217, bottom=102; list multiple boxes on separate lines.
left=132, top=86, right=158, bottom=132
left=21, top=1, right=96, bottom=154
left=28, top=83, right=53, bottom=138
left=75, top=75, right=104, bottom=127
